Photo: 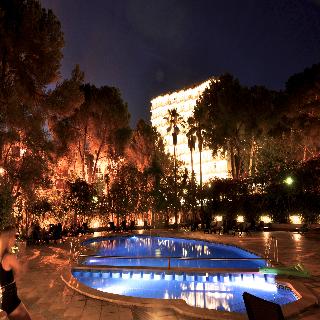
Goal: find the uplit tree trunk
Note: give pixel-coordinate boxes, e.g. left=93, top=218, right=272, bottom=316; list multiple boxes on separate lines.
left=92, top=143, right=103, bottom=183
left=165, top=108, right=184, bottom=228
left=173, top=133, right=178, bottom=227
left=235, top=148, right=241, bottom=179
left=229, top=143, right=236, bottom=179
left=25, top=210, right=30, bottom=237
left=198, top=137, right=203, bottom=218
left=92, top=129, right=107, bottom=183
left=73, top=210, right=77, bottom=226
left=79, top=125, right=88, bottom=180
left=248, top=138, right=256, bottom=176
left=189, top=141, right=196, bottom=223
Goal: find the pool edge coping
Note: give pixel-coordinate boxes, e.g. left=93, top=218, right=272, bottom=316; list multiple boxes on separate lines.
left=279, top=277, right=319, bottom=318
left=61, top=266, right=318, bottom=320
left=60, top=267, right=245, bottom=320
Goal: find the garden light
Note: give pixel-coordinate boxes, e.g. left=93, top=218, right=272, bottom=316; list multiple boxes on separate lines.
left=284, top=176, right=294, bottom=186
left=90, top=219, right=100, bottom=228
left=290, top=215, right=302, bottom=224
left=260, top=215, right=272, bottom=224
left=237, top=215, right=244, bottom=223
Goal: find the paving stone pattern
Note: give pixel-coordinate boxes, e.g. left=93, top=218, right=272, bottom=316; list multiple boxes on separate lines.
left=1, top=230, right=320, bottom=319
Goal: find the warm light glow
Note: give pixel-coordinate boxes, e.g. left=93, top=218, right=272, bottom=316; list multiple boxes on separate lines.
left=38, top=216, right=58, bottom=229
left=150, top=78, right=229, bottom=183
left=136, top=218, right=144, bottom=226
left=284, top=176, right=294, bottom=185
left=169, top=214, right=181, bottom=225
left=20, top=148, right=26, bottom=157
left=263, top=232, right=270, bottom=241
left=215, top=215, right=223, bottom=222
left=236, top=215, right=244, bottom=223
left=290, top=215, right=302, bottom=224
left=89, top=219, right=101, bottom=229
left=292, top=233, right=302, bottom=242
left=260, top=215, right=272, bottom=224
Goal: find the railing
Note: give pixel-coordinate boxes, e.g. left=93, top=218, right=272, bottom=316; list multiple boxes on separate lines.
left=69, top=238, right=82, bottom=263
left=264, top=236, right=278, bottom=264
left=76, top=254, right=267, bottom=270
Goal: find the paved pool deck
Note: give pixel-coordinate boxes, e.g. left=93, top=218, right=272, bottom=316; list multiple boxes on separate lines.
left=2, top=230, right=320, bottom=320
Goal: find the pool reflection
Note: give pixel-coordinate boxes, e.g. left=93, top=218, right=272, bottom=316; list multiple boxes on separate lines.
left=83, top=235, right=266, bottom=269
left=73, top=270, right=297, bottom=313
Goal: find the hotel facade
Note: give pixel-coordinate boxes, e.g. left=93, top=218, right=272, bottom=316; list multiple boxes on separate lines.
left=150, top=79, right=230, bottom=183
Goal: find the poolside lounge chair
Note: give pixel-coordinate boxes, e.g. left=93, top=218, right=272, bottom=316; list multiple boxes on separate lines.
left=259, top=263, right=310, bottom=278
left=211, top=220, right=223, bottom=234
left=243, top=291, right=285, bottom=320
left=204, top=220, right=223, bottom=234
left=297, top=223, right=309, bottom=234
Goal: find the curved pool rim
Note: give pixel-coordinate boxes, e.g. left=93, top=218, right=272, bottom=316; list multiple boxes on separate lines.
left=64, top=234, right=317, bottom=319
left=80, top=234, right=262, bottom=257
left=79, top=234, right=268, bottom=271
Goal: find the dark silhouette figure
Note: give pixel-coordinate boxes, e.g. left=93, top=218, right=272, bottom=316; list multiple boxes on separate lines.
left=108, top=221, right=116, bottom=232
left=129, top=220, right=135, bottom=232
left=143, top=220, right=149, bottom=230
left=121, top=219, right=127, bottom=232
left=0, top=226, right=32, bottom=319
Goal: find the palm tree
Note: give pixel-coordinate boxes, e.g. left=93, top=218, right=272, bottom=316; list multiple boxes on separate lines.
left=164, top=108, right=184, bottom=227
left=186, top=119, right=197, bottom=223
left=188, top=112, right=205, bottom=221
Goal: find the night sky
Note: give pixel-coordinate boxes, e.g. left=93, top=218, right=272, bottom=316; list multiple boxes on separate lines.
left=41, top=0, right=320, bottom=127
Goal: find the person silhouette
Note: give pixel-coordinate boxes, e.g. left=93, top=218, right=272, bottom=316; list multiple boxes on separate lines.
left=0, top=226, right=31, bottom=319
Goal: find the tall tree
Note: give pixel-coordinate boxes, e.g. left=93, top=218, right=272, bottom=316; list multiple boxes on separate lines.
left=285, top=63, right=320, bottom=161
left=196, top=74, right=278, bottom=179
left=65, top=178, right=97, bottom=224
left=246, top=85, right=282, bottom=175
left=187, top=110, right=207, bottom=216
left=186, top=122, right=196, bottom=222
left=46, top=65, right=85, bottom=159
left=0, top=0, right=64, bottom=105
left=195, top=75, right=244, bottom=179
left=0, top=0, right=64, bottom=226
left=126, top=119, right=158, bottom=171
left=164, top=108, right=184, bottom=226
left=143, top=133, right=169, bottom=226
left=84, top=84, right=131, bottom=182
left=109, top=163, right=140, bottom=226
left=47, top=81, right=131, bottom=183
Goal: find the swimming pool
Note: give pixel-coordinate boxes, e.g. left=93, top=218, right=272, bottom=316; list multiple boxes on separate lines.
left=72, top=269, right=298, bottom=313
left=81, top=235, right=267, bottom=269
left=71, top=235, right=299, bottom=314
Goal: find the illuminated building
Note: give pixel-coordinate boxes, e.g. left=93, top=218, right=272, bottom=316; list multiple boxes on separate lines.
left=150, top=79, right=230, bottom=183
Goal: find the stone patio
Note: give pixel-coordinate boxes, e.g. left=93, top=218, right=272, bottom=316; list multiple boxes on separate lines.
left=2, top=230, right=320, bottom=319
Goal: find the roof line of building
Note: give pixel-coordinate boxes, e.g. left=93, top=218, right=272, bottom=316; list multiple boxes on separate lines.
left=150, top=76, right=217, bottom=103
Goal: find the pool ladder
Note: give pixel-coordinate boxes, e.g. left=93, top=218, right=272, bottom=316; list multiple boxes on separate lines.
left=265, top=236, right=279, bottom=265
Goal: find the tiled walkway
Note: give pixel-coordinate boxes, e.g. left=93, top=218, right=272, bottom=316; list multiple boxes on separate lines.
left=2, top=230, right=320, bottom=320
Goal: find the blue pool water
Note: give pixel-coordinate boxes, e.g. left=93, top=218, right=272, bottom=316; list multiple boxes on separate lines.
left=82, top=235, right=267, bottom=269
left=72, top=270, right=298, bottom=313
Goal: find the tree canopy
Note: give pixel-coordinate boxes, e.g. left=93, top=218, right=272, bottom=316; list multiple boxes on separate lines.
left=0, top=0, right=64, bottom=226
left=196, top=74, right=284, bottom=179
